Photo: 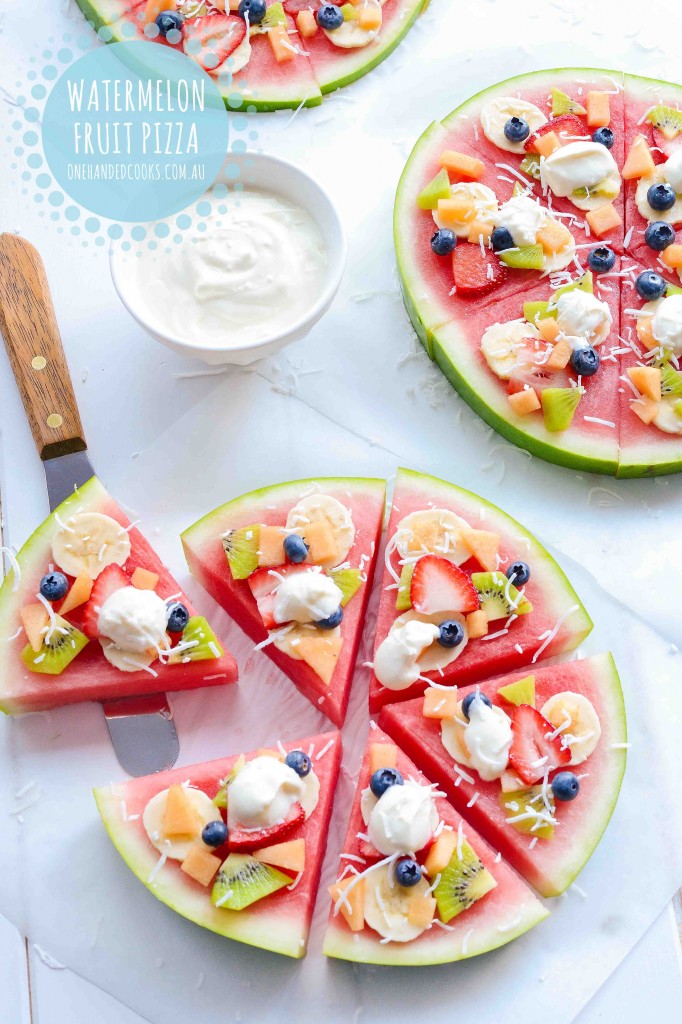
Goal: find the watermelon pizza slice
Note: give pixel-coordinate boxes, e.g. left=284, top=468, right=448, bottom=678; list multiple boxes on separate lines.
left=368, top=468, right=593, bottom=716
left=0, top=476, right=237, bottom=714
left=95, top=728, right=340, bottom=957
left=322, top=726, right=547, bottom=965
left=379, top=654, right=627, bottom=897
left=182, top=477, right=385, bottom=726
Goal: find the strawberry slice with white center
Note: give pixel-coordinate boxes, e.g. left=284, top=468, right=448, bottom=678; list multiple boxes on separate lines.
left=82, top=564, right=129, bottom=638
left=183, top=13, right=247, bottom=73
left=524, top=113, right=587, bottom=152
left=409, top=554, right=480, bottom=616
left=228, top=803, right=305, bottom=852
left=508, top=704, right=571, bottom=785
left=248, top=564, right=310, bottom=631
left=452, top=244, right=507, bottom=298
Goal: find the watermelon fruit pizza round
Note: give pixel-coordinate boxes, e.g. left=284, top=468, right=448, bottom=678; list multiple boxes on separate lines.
left=395, top=68, right=682, bottom=476
left=75, top=0, right=428, bottom=111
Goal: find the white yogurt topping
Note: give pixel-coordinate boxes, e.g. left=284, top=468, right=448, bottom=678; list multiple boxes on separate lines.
left=373, top=620, right=440, bottom=691
left=115, top=190, right=328, bottom=349
left=555, top=290, right=612, bottom=345
left=272, top=568, right=342, bottom=625
left=367, top=780, right=439, bottom=856
left=542, top=142, right=619, bottom=197
left=463, top=697, right=513, bottom=782
left=98, top=587, right=168, bottom=654
left=652, top=294, right=682, bottom=353
left=663, top=149, right=682, bottom=194
left=496, top=195, right=545, bottom=247
left=227, top=756, right=304, bottom=830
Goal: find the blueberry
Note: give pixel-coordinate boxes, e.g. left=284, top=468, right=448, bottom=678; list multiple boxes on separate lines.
left=370, top=767, right=403, bottom=798
left=285, top=750, right=312, bottom=778
left=202, top=820, right=228, bottom=847
left=647, top=183, right=676, bottom=213
left=437, top=619, right=465, bottom=648
left=504, top=117, right=530, bottom=143
left=316, top=3, right=344, bottom=29
left=587, top=246, right=616, bottom=273
left=395, top=857, right=422, bottom=888
left=316, top=606, right=343, bottom=629
left=166, top=602, right=190, bottom=633
left=237, top=0, right=267, bottom=23
left=39, top=572, right=69, bottom=602
left=155, top=10, right=184, bottom=35
left=570, top=346, right=600, bottom=376
left=462, top=692, right=493, bottom=721
left=430, top=228, right=457, bottom=256
left=283, top=533, right=308, bottom=564
left=645, top=221, right=676, bottom=252
left=591, top=127, right=614, bottom=149
left=491, top=226, right=514, bottom=252
left=636, top=270, right=667, bottom=300
left=506, top=560, right=530, bottom=585
left=551, top=771, right=580, bottom=802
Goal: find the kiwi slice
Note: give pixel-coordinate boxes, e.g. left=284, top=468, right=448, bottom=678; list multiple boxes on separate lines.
left=647, top=104, right=682, bottom=140
left=519, top=153, right=541, bottom=180
left=572, top=178, right=619, bottom=200
left=550, top=88, right=586, bottom=117
left=524, top=299, right=554, bottom=326
left=211, top=853, right=290, bottom=911
left=340, top=1, right=357, bottom=19
left=499, top=787, right=555, bottom=840
left=666, top=282, right=682, bottom=297
left=661, top=363, right=682, bottom=397
left=512, top=181, right=526, bottom=199
left=168, top=616, right=224, bottom=664
left=261, top=1, right=286, bottom=27
left=471, top=571, right=532, bottom=620
left=497, top=674, right=535, bottom=707
left=541, top=386, right=582, bottom=433
left=416, top=168, right=452, bottom=211
left=213, top=754, right=246, bottom=809
left=550, top=270, right=593, bottom=306
left=326, top=567, right=363, bottom=607
left=499, top=244, right=545, bottom=271
left=21, top=615, right=88, bottom=675
left=222, top=524, right=260, bottom=580
left=395, top=562, right=414, bottom=612
left=433, top=842, right=497, bottom=923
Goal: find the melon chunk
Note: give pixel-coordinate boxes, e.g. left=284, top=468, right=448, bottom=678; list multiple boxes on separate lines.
left=546, top=337, right=572, bottom=370
left=586, top=91, right=610, bottom=128
left=407, top=895, right=437, bottom=929
left=508, top=388, right=541, bottom=415
left=296, top=9, right=318, bottom=37
left=537, top=219, right=571, bottom=255
left=631, top=396, right=659, bottom=424
left=255, top=838, right=306, bottom=873
left=131, top=567, right=159, bottom=591
left=257, top=525, right=287, bottom=567
left=537, top=317, right=560, bottom=343
left=533, top=131, right=560, bottom=157
left=437, top=196, right=475, bottom=227
left=439, top=150, right=485, bottom=181
left=20, top=603, right=49, bottom=653
left=459, top=528, right=500, bottom=571
left=585, top=202, right=622, bottom=237
left=661, top=244, right=682, bottom=270
left=59, top=574, right=93, bottom=615
left=268, top=23, right=295, bottom=63
left=424, top=830, right=458, bottom=876
left=369, top=742, right=398, bottom=774
left=358, top=5, right=382, bottom=29
left=144, top=0, right=175, bottom=23
left=636, top=316, right=657, bottom=350
left=302, top=521, right=338, bottom=565
left=467, top=219, right=493, bottom=244
left=422, top=686, right=459, bottom=719
left=627, top=366, right=662, bottom=402
left=296, top=634, right=343, bottom=685
left=181, top=844, right=221, bottom=887
left=329, top=876, right=365, bottom=932
left=163, top=785, right=201, bottom=838
left=465, top=609, right=488, bottom=639
left=622, top=135, right=656, bottom=179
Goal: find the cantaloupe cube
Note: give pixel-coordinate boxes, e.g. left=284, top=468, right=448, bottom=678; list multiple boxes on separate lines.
left=508, top=388, right=541, bottom=415
left=622, top=135, right=656, bottom=180
left=181, top=844, right=220, bottom=887
left=407, top=896, right=437, bottom=929
left=59, top=574, right=93, bottom=615
left=586, top=91, right=610, bottom=128
left=257, top=525, right=286, bottom=567
left=424, top=831, right=458, bottom=876
left=422, top=686, right=459, bottom=719
left=256, top=747, right=281, bottom=758
left=467, top=219, right=493, bottom=244
left=302, top=520, right=338, bottom=564
left=627, top=365, right=662, bottom=401
left=661, top=244, right=682, bottom=269
left=20, top=603, right=49, bottom=653
left=459, top=528, right=500, bottom=571
left=466, top=609, right=488, bottom=639
left=329, top=876, right=365, bottom=932
left=631, top=396, right=659, bottom=424
left=358, top=5, right=382, bottom=29
left=636, top=316, right=657, bottom=350
left=533, top=131, right=560, bottom=157
left=131, top=567, right=159, bottom=591
left=537, top=317, right=561, bottom=344
left=546, top=337, right=572, bottom=369
left=439, top=150, right=485, bottom=181
left=537, top=219, right=571, bottom=255
left=586, top=203, right=622, bottom=237
left=144, top=0, right=175, bottom=22
left=255, top=838, right=306, bottom=873
left=296, top=634, right=343, bottom=686
left=437, top=196, right=475, bottom=227
left=162, top=785, right=201, bottom=838
left=369, top=742, right=398, bottom=774
left=268, top=23, right=295, bottom=62
left=296, top=9, right=318, bottom=37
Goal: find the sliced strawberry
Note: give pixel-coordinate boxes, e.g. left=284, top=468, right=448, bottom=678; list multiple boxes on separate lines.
left=524, top=114, right=587, bottom=152
left=82, top=564, right=129, bottom=638
left=508, top=705, right=571, bottom=785
left=452, top=244, right=506, bottom=298
left=183, top=14, right=247, bottom=73
left=507, top=361, right=571, bottom=396
left=247, top=563, right=310, bottom=630
left=228, top=803, right=305, bottom=852
left=410, top=555, right=479, bottom=616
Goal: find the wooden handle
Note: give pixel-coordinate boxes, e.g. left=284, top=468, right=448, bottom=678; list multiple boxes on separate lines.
left=0, top=233, right=86, bottom=461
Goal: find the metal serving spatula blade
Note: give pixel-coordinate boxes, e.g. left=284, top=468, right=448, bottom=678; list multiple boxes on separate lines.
left=0, top=232, right=179, bottom=776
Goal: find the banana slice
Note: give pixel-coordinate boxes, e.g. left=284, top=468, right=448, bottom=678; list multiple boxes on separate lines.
left=541, top=218, right=577, bottom=272
left=52, top=512, right=131, bottom=580
left=480, top=97, right=547, bottom=154
left=441, top=700, right=475, bottom=769
left=224, top=33, right=251, bottom=75
left=324, top=1, right=382, bottom=48
left=394, top=508, right=472, bottom=565
left=432, top=183, right=498, bottom=238
left=273, top=623, right=341, bottom=658
left=636, top=165, right=682, bottom=225
left=541, top=691, right=601, bottom=765
left=481, top=320, right=541, bottom=380
left=651, top=396, right=682, bottom=434
left=143, top=787, right=220, bottom=860
left=286, top=494, right=355, bottom=567
left=299, top=769, right=320, bottom=819
left=100, top=639, right=158, bottom=674
left=363, top=863, right=433, bottom=942
left=571, top=172, right=622, bottom=212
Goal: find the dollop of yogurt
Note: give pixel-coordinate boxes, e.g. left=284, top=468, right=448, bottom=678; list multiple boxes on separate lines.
left=227, top=756, right=304, bottom=830
left=555, top=290, right=612, bottom=345
left=98, top=587, right=168, bottom=654
left=652, top=294, right=682, bottom=354
left=663, top=149, right=682, bottom=194
left=496, top=195, right=545, bottom=247
left=367, top=780, right=439, bottom=855
left=373, top=620, right=440, bottom=691
left=542, top=141, right=619, bottom=197
left=273, top=569, right=342, bottom=624
left=463, top=697, right=513, bottom=782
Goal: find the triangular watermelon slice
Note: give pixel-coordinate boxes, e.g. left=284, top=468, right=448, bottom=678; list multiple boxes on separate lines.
left=182, top=477, right=386, bottom=726
left=322, top=726, right=547, bottom=965
left=369, top=468, right=593, bottom=715
left=0, top=476, right=237, bottom=714
left=379, top=654, right=626, bottom=897
left=95, top=729, right=341, bottom=957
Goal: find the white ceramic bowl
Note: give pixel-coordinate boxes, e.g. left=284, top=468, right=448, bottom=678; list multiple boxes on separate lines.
left=109, top=152, right=346, bottom=366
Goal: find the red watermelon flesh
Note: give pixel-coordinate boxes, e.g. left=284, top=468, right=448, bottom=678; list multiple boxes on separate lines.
left=368, top=469, right=593, bottom=715
left=379, top=654, right=627, bottom=898
left=0, top=477, right=237, bottom=715
left=94, top=729, right=341, bottom=958
left=181, top=478, right=386, bottom=726
left=322, top=726, right=547, bottom=965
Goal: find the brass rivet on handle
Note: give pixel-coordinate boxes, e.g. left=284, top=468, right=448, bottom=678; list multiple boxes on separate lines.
left=31, top=355, right=47, bottom=370
left=46, top=413, right=63, bottom=429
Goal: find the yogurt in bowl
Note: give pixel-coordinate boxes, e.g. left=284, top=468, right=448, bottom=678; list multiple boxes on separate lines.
left=110, top=152, right=346, bottom=365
